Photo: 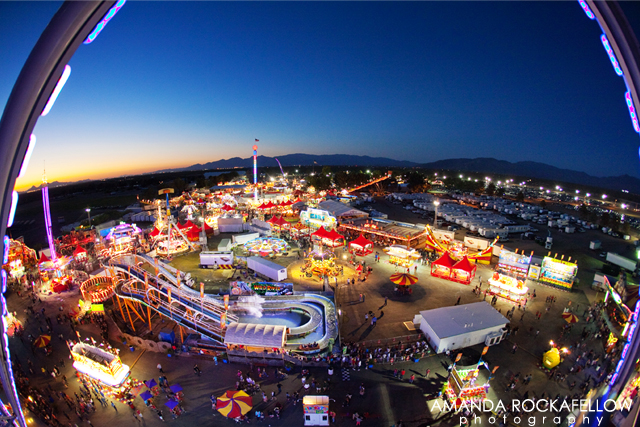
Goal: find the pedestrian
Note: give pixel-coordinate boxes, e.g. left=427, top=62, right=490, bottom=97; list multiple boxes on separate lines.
left=136, top=409, right=143, bottom=420
left=384, top=296, right=388, bottom=306
left=409, top=374, right=415, bottom=384
left=455, top=296, right=461, bottom=306
left=157, top=363, right=163, bottom=373
left=360, top=293, right=363, bottom=302
left=111, top=401, right=118, bottom=412
left=425, top=369, right=431, bottom=377
left=194, top=364, right=201, bottom=376
left=400, top=369, right=405, bottom=379
left=213, top=355, right=218, bottom=365
left=277, top=383, right=282, bottom=394
left=365, top=313, right=369, bottom=322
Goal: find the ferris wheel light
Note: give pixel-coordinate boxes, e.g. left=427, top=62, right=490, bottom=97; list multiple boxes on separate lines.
left=578, top=0, right=595, bottom=20
left=601, top=34, right=624, bottom=76
left=41, top=65, right=71, bottom=116
left=18, top=134, right=37, bottom=178
left=84, top=0, right=127, bottom=44
left=625, top=92, right=640, bottom=133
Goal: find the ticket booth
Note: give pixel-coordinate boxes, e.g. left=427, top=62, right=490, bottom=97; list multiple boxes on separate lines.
left=303, top=395, right=329, bottom=426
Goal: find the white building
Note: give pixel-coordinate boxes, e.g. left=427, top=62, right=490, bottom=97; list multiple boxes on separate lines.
left=416, top=302, right=509, bottom=354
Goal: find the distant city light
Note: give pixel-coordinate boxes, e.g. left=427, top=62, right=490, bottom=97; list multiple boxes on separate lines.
left=603, top=194, right=608, bottom=199
left=18, top=134, right=36, bottom=178
left=41, top=65, right=71, bottom=116
left=578, top=0, right=595, bottom=20
left=546, top=190, right=550, bottom=193
left=600, top=34, right=623, bottom=76
left=468, top=177, right=471, bottom=181
left=540, top=187, right=544, bottom=190
left=586, top=193, right=591, bottom=197
left=576, top=190, right=580, bottom=194
left=624, top=92, right=640, bottom=133
left=575, top=196, right=579, bottom=201
left=84, top=0, right=127, bottom=44
left=459, top=174, right=463, bottom=178
left=621, top=204, right=627, bottom=209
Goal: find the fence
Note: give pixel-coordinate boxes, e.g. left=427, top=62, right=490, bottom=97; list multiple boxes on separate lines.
left=350, top=333, right=425, bottom=350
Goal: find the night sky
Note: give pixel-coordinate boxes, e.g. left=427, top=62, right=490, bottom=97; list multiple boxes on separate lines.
left=2, top=1, right=640, bottom=191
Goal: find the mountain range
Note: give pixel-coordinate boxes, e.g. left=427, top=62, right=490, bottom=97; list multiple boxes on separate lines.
left=154, top=154, right=640, bottom=194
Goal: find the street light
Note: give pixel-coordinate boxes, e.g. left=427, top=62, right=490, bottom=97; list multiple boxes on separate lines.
left=433, top=200, right=440, bottom=228
left=85, top=208, right=91, bottom=228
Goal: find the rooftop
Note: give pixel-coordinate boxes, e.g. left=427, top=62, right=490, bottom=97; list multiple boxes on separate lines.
left=420, top=301, right=509, bottom=339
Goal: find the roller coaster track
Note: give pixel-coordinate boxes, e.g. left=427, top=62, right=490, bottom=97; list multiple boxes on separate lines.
left=107, top=254, right=339, bottom=350
left=347, top=172, right=392, bottom=193
left=108, top=254, right=237, bottom=344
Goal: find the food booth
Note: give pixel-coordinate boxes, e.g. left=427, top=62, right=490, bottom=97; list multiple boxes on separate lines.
left=303, top=395, right=330, bottom=426
left=385, top=244, right=421, bottom=268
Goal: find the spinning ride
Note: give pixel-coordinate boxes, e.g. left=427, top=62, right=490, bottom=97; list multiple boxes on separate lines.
left=302, top=250, right=340, bottom=278
left=105, top=223, right=143, bottom=256
left=243, top=237, right=288, bottom=256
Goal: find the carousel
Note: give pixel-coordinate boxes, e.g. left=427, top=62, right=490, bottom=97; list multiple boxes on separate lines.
left=243, top=237, right=289, bottom=256
left=302, top=250, right=341, bottom=278
left=443, top=353, right=495, bottom=408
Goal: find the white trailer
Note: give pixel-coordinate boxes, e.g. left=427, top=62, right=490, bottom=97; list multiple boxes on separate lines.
left=565, top=226, right=575, bottom=234
left=232, top=232, right=260, bottom=246
left=504, top=225, right=529, bottom=234
left=589, top=240, right=601, bottom=250
left=247, top=257, right=288, bottom=281
left=199, top=251, right=234, bottom=269
left=606, top=252, right=637, bottom=272
left=464, top=236, right=490, bottom=250
left=218, top=217, right=244, bottom=233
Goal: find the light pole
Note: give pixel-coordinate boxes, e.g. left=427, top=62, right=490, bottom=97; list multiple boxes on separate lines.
left=433, top=200, right=440, bottom=228
left=85, top=208, right=91, bottom=228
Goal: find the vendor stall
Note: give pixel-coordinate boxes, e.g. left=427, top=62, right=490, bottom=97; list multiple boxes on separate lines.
left=539, top=256, right=577, bottom=290
left=430, top=252, right=456, bottom=280
left=348, top=235, right=373, bottom=256
left=487, top=272, right=528, bottom=303
left=451, top=257, right=477, bottom=285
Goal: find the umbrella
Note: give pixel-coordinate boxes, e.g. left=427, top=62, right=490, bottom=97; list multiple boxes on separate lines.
left=216, top=390, right=253, bottom=418
left=139, top=390, right=153, bottom=401
left=169, top=384, right=183, bottom=393
left=165, top=399, right=179, bottom=410
left=562, top=312, right=579, bottom=324
left=34, top=335, right=51, bottom=348
left=144, top=379, right=157, bottom=388
left=390, top=273, right=419, bottom=286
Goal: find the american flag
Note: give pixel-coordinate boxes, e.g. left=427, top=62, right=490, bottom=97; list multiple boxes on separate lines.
left=255, top=139, right=259, bottom=142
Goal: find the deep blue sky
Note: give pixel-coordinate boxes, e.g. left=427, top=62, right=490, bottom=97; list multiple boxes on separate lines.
left=2, top=1, right=640, bottom=189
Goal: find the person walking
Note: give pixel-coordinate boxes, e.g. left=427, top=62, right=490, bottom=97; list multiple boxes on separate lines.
left=111, top=401, right=118, bottom=412
left=384, top=296, right=388, bottom=306
left=409, top=374, right=415, bottom=384
left=194, top=364, right=201, bottom=376
left=157, top=363, right=164, bottom=373
left=455, top=296, right=461, bottom=306
left=425, top=369, right=431, bottom=377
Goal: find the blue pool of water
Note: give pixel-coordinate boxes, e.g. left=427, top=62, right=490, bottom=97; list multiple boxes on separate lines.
left=238, top=312, right=309, bottom=328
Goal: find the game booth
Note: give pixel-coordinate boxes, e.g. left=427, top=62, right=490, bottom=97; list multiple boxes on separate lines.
left=430, top=252, right=457, bottom=280
left=497, top=249, right=532, bottom=280
left=348, top=235, right=374, bottom=257
left=487, top=272, right=529, bottom=303
left=2, top=237, right=37, bottom=279
left=384, top=244, right=421, bottom=268
left=311, top=227, right=344, bottom=248
left=539, top=256, right=577, bottom=290
left=450, top=257, right=477, bottom=285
